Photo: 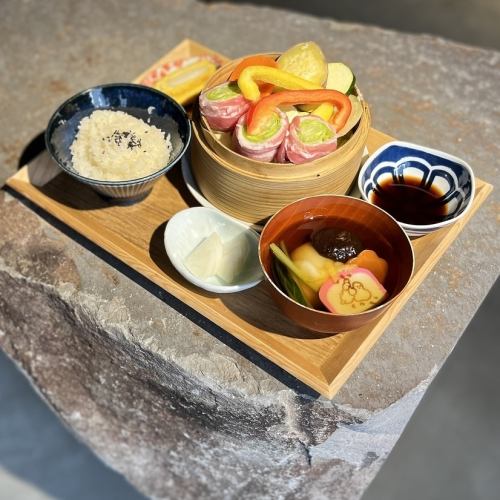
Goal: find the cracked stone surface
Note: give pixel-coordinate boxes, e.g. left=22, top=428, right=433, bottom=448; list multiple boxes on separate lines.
left=0, top=0, right=499, bottom=498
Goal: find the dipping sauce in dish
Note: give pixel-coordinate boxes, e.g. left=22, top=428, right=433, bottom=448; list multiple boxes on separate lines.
left=370, top=176, right=447, bottom=225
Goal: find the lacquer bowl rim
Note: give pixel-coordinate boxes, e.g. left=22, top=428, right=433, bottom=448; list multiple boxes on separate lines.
left=258, top=194, right=415, bottom=320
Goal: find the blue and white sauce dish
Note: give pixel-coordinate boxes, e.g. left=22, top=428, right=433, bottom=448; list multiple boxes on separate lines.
left=45, top=83, right=191, bottom=202
left=358, top=141, right=475, bottom=237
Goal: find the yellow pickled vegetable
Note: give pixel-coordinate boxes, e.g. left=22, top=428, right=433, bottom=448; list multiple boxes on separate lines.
left=154, top=59, right=217, bottom=105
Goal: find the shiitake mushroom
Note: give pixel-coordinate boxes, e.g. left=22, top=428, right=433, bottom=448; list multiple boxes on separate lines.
left=311, top=228, right=363, bottom=263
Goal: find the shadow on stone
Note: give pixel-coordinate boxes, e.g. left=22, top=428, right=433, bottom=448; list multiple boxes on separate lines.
left=18, top=131, right=46, bottom=169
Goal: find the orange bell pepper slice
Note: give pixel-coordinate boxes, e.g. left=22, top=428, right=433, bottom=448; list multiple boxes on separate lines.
left=246, top=89, right=352, bottom=135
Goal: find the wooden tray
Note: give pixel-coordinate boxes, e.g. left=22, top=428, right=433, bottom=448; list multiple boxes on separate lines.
left=5, top=41, right=493, bottom=398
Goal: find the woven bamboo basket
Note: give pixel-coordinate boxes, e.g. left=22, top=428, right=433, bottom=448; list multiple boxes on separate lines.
left=191, top=53, right=372, bottom=224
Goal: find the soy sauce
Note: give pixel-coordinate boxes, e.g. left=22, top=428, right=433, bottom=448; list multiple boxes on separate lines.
left=371, top=177, right=447, bottom=225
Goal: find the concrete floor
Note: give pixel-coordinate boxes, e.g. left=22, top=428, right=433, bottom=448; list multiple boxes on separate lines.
left=1, top=0, right=499, bottom=499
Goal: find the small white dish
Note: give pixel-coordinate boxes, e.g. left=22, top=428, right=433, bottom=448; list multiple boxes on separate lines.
left=164, top=206, right=264, bottom=293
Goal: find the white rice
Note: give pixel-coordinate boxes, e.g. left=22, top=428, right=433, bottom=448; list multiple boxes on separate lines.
left=70, top=110, right=172, bottom=181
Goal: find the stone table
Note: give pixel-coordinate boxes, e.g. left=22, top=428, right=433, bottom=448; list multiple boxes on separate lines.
left=0, top=1, right=498, bottom=498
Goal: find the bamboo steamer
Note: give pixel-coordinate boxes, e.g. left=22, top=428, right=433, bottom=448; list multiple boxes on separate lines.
left=191, top=52, right=372, bottom=224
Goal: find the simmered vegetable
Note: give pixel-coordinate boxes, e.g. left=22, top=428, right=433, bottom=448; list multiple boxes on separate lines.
left=347, top=249, right=388, bottom=284
left=229, top=55, right=278, bottom=80
left=270, top=224, right=391, bottom=315
left=311, top=228, right=363, bottom=262
left=290, top=242, right=345, bottom=290
left=273, top=254, right=311, bottom=307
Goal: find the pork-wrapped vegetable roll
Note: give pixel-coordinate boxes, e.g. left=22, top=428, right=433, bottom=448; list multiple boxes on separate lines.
left=233, top=109, right=288, bottom=162
left=199, top=82, right=250, bottom=132
left=283, top=115, right=337, bottom=164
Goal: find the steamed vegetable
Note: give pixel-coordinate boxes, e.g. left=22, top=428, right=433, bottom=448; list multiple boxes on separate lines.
left=237, top=66, right=319, bottom=101
left=277, top=41, right=328, bottom=86
left=245, top=89, right=352, bottom=135
left=325, top=62, right=355, bottom=94
left=229, top=55, right=278, bottom=96
left=336, top=95, right=363, bottom=137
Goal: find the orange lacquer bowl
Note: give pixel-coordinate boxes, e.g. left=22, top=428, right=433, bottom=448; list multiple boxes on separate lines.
left=258, top=195, right=415, bottom=333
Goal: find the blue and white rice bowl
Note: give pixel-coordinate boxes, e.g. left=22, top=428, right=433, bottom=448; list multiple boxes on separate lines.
left=358, top=141, right=475, bottom=237
left=45, top=83, right=191, bottom=202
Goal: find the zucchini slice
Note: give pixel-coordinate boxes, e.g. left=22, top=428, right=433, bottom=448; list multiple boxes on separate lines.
left=326, top=62, right=355, bottom=95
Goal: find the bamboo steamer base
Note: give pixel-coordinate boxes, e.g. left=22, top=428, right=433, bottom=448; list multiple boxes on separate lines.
left=191, top=114, right=370, bottom=225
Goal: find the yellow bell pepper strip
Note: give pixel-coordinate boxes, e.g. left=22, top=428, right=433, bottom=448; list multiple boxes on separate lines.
left=229, top=56, right=278, bottom=98
left=246, top=89, right=352, bottom=135
left=237, top=66, right=320, bottom=101
left=229, top=55, right=278, bottom=81
left=312, top=102, right=335, bottom=122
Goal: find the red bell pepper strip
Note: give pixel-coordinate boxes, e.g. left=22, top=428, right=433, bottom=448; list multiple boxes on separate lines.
left=229, top=55, right=278, bottom=97
left=246, top=89, right=352, bottom=135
